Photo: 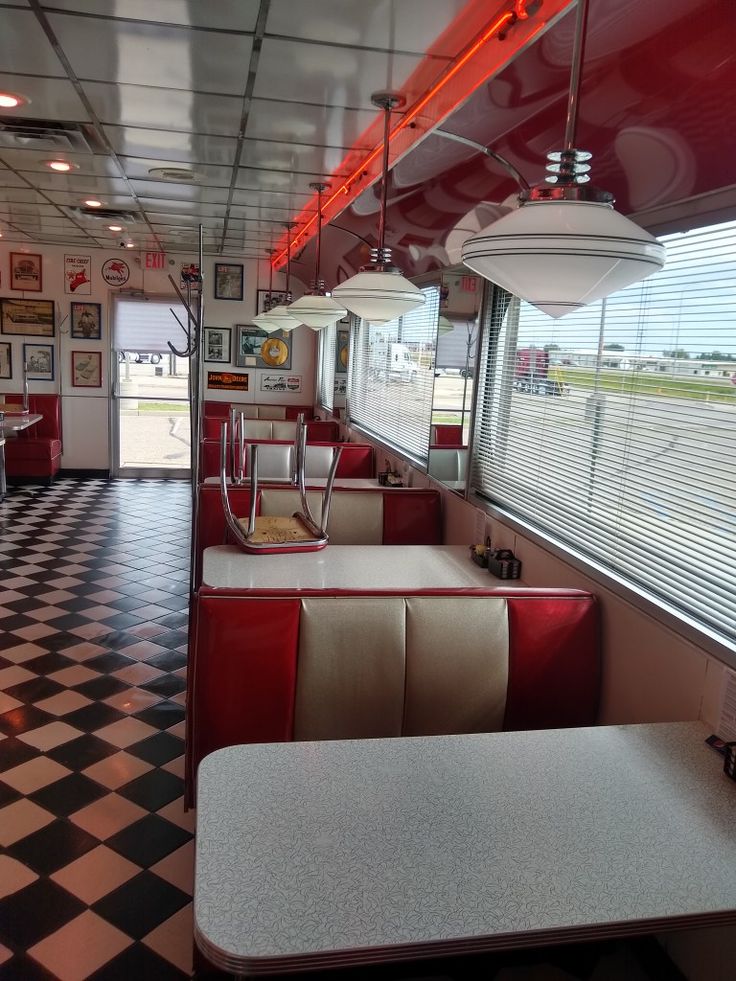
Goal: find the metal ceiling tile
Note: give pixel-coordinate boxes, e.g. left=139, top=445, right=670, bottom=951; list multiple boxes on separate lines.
left=246, top=99, right=375, bottom=149
left=120, top=157, right=231, bottom=184
left=82, top=82, right=244, bottom=134
left=231, top=188, right=313, bottom=209
left=137, top=198, right=227, bottom=216
left=0, top=9, right=67, bottom=75
left=146, top=210, right=225, bottom=225
left=48, top=13, right=254, bottom=95
left=104, top=126, right=237, bottom=165
left=0, top=169, right=29, bottom=187
left=253, top=38, right=425, bottom=108
left=4, top=147, right=119, bottom=175
left=0, top=75, right=91, bottom=119
left=234, top=169, right=315, bottom=193
left=0, top=188, right=50, bottom=203
left=241, top=140, right=351, bottom=178
left=0, top=202, right=68, bottom=216
left=42, top=181, right=133, bottom=201
left=46, top=0, right=261, bottom=31
left=266, top=0, right=466, bottom=57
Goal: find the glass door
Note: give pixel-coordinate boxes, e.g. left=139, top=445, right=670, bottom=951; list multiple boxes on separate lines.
left=111, top=298, right=192, bottom=478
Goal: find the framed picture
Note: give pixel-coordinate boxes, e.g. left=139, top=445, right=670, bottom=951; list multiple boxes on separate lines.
left=10, top=252, right=42, bottom=292
left=71, top=302, right=102, bottom=340
left=0, top=298, right=55, bottom=337
left=71, top=350, right=102, bottom=388
left=203, top=327, right=231, bottom=363
left=235, top=325, right=293, bottom=371
left=23, top=343, right=54, bottom=381
left=214, top=263, right=243, bottom=300
left=64, top=255, right=92, bottom=294
left=256, top=289, right=287, bottom=315
left=0, top=341, right=11, bottom=379
left=336, top=326, right=349, bottom=373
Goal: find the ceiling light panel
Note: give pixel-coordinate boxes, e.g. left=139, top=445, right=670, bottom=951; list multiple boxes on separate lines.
left=82, top=82, right=244, bottom=134
left=139, top=198, right=227, bottom=216
left=246, top=100, right=376, bottom=148
left=0, top=75, right=88, bottom=120
left=121, top=158, right=231, bottom=184
left=47, top=15, right=254, bottom=95
left=253, top=38, right=427, bottom=107
left=129, top=183, right=230, bottom=205
left=47, top=0, right=261, bottom=31
left=0, top=9, right=69, bottom=76
left=241, top=140, right=352, bottom=177
left=265, top=0, right=468, bottom=56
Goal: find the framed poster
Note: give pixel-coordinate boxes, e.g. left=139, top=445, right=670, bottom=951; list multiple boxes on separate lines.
left=0, top=341, right=11, bottom=379
left=207, top=370, right=248, bottom=392
left=336, top=326, right=349, bottom=373
left=261, top=374, right=302, bottom=393
left=10, top=252, right=42, bottom=292
left=203, top=327, right=231, bottom=363
left=0, top=298, right=55, bottom=337
left=64, top=255, right=92, bottom=294
left=214, top=263, right=243, bottom=300
left=71, top=350, right=102, bottom=388
left=235, top=325, right=292, bottom=370
left=70, top=302, right=102, bottom=339
left=23, top=343, right=54, bottom=381
left=256, top=289, right=287, bottom=315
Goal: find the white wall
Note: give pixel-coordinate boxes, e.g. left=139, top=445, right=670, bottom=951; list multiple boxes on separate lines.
left=0, top=241, right=316, bottom=469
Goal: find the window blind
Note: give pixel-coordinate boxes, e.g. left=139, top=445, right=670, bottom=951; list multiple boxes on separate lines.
left=348, top=285, right=440, bottom=467
left=471, top=219, right=736, bottom=647
left=113, top=296, right=189, bottom=353
left=317, top=323, right=336, bottom=412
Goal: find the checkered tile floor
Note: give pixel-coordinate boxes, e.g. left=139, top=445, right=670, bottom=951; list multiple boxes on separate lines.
left=0, top=479, right=195, bottom=980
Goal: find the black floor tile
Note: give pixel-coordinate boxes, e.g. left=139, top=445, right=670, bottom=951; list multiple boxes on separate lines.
left=140, top=674, right=187, bottom=698
left=0, top=779, right=22, bottom=807
left=128, top=731, right=184, bottom=766
left=72, top=675, right=129, bottom=700
left=0, top=954, right=59, bottom=980
left=117, top=768, right=183, bottom=811
left=0, top=735, right=39, bottom=772
left=93, top=871, right=190, bottom=939
left=46, top=732, right=118, bottom=770
left=106, top=813, right=191, bottom=868
left=4, top=676, right=65, bottom=704
left=133, top=701, right=185, bottom=731
left=0, top=878, right=86, bottom=949
left=29, top=771, right=107, bottom=817
left=85, top=651, right=137, bottom=673
left=7, top=818, right=99, bottom=875
left=101, top=612, right=147, bottom=630
left=61, top=701, right=127, bottom=733
left=0, top=705, right=55, bottom=738
left=144, top=650, right=187, bottom=672
left=153, top=612, right=189, bottom=630
left=22, top=651, right=75, bottom=675
left=48, top=612, right=96, bottom=631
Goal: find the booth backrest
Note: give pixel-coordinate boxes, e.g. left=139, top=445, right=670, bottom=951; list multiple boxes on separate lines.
left=3, top=394, right=61, bottom=440
left=201, top=439, right=373, bottom=481
left=194, top=485, right=443, bottom=583
left=431, top=424, right=464, bottom=447
left=203, top=401, right=312, bottom=421
left=187, top=588, right=600, bottom=796
left=202, top=416, right=338, bottom=441
left=428, top=447, right=467, bottom=482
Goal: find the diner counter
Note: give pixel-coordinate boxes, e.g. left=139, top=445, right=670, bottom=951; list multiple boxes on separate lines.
left=202, top=544, right=493, bottom=591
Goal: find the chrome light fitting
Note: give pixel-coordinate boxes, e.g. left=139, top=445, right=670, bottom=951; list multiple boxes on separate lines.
left=461, top=0, right=665, bottom=318
left=255, top=224, right=303, bottom=333
left=332, top=92, right=425, bottom=324
left=289, top=182, right=347, bottom=330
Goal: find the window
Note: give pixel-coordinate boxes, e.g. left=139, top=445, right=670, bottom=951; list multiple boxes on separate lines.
left=316, top=323, right=336, bottom=412
left=113, top=296, right=189, bottom=352
left=472, top=220, right=736, bottom=649
left=348, top=285, right=440, bottom=466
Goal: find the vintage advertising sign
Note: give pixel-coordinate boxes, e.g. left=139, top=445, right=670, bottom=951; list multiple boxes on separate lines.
left=64, top=254, right=92, bottom=294
left=101, top=258, right=130, bottom=286
left=208, top=371, right=249, bottom=392
left=260, top=374, right=302, bottom=393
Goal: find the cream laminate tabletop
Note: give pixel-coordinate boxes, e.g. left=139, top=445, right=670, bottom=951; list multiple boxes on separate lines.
left=195, top=722, right=736, bottom=975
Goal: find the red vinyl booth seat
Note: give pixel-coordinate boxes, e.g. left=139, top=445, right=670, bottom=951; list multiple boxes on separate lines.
left=3, top=394, right=62, bottom=482
left=194, top=484, right=443, bottom=585
left=200, top=438, right=373, bottom=481
left=186, top=588, right=600, bottom=802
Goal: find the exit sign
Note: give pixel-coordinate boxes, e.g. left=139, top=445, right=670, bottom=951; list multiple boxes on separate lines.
left=145, top=252, right=166, bottom=269
left=460, top=276, right=477, bottom=292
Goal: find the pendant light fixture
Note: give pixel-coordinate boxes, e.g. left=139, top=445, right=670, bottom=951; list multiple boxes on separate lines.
left=332, top=92, right=425, bottom=325
left=254, top=226, right=303, bottom=333
left=461, top=0, right=665, bottom=318
left=288, top=182, right=348, bottom=330
left=253, top=249, right=282, bottom=334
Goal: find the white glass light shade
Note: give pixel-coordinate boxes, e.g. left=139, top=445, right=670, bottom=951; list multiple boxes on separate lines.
left=257, top=304, right=303, bottom=332
left=332, top=269, right=426, bottom=324
left=252, top=312, right=283, bottom=333
left=461, top=200, right=666, bottom=318
left=288, top=293, right=347, bottom=330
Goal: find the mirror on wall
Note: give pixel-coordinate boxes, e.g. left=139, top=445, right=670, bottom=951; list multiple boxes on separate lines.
left=427, top=272, right=483, bottom=493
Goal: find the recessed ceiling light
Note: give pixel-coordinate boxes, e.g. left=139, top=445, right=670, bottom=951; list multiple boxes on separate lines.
left=125, top=242, right=135, bottom=249
left=108, top=224, right=123, bottom=232
left=0, top=92, right=26, bottom=109
left=84, top=199, right=102, bottom=208
left=45, top=159, right=76, bottom=172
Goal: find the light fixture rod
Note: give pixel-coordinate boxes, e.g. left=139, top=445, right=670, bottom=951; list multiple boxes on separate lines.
left=377, top=103, right=391, bottom=253
left=434, top=129, right=530, bottom=192
left=283, top=223, right=295, bottom=296
left=564, top=0, right=590, bottom=151
left=309, top=181, right=329, bottom=286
